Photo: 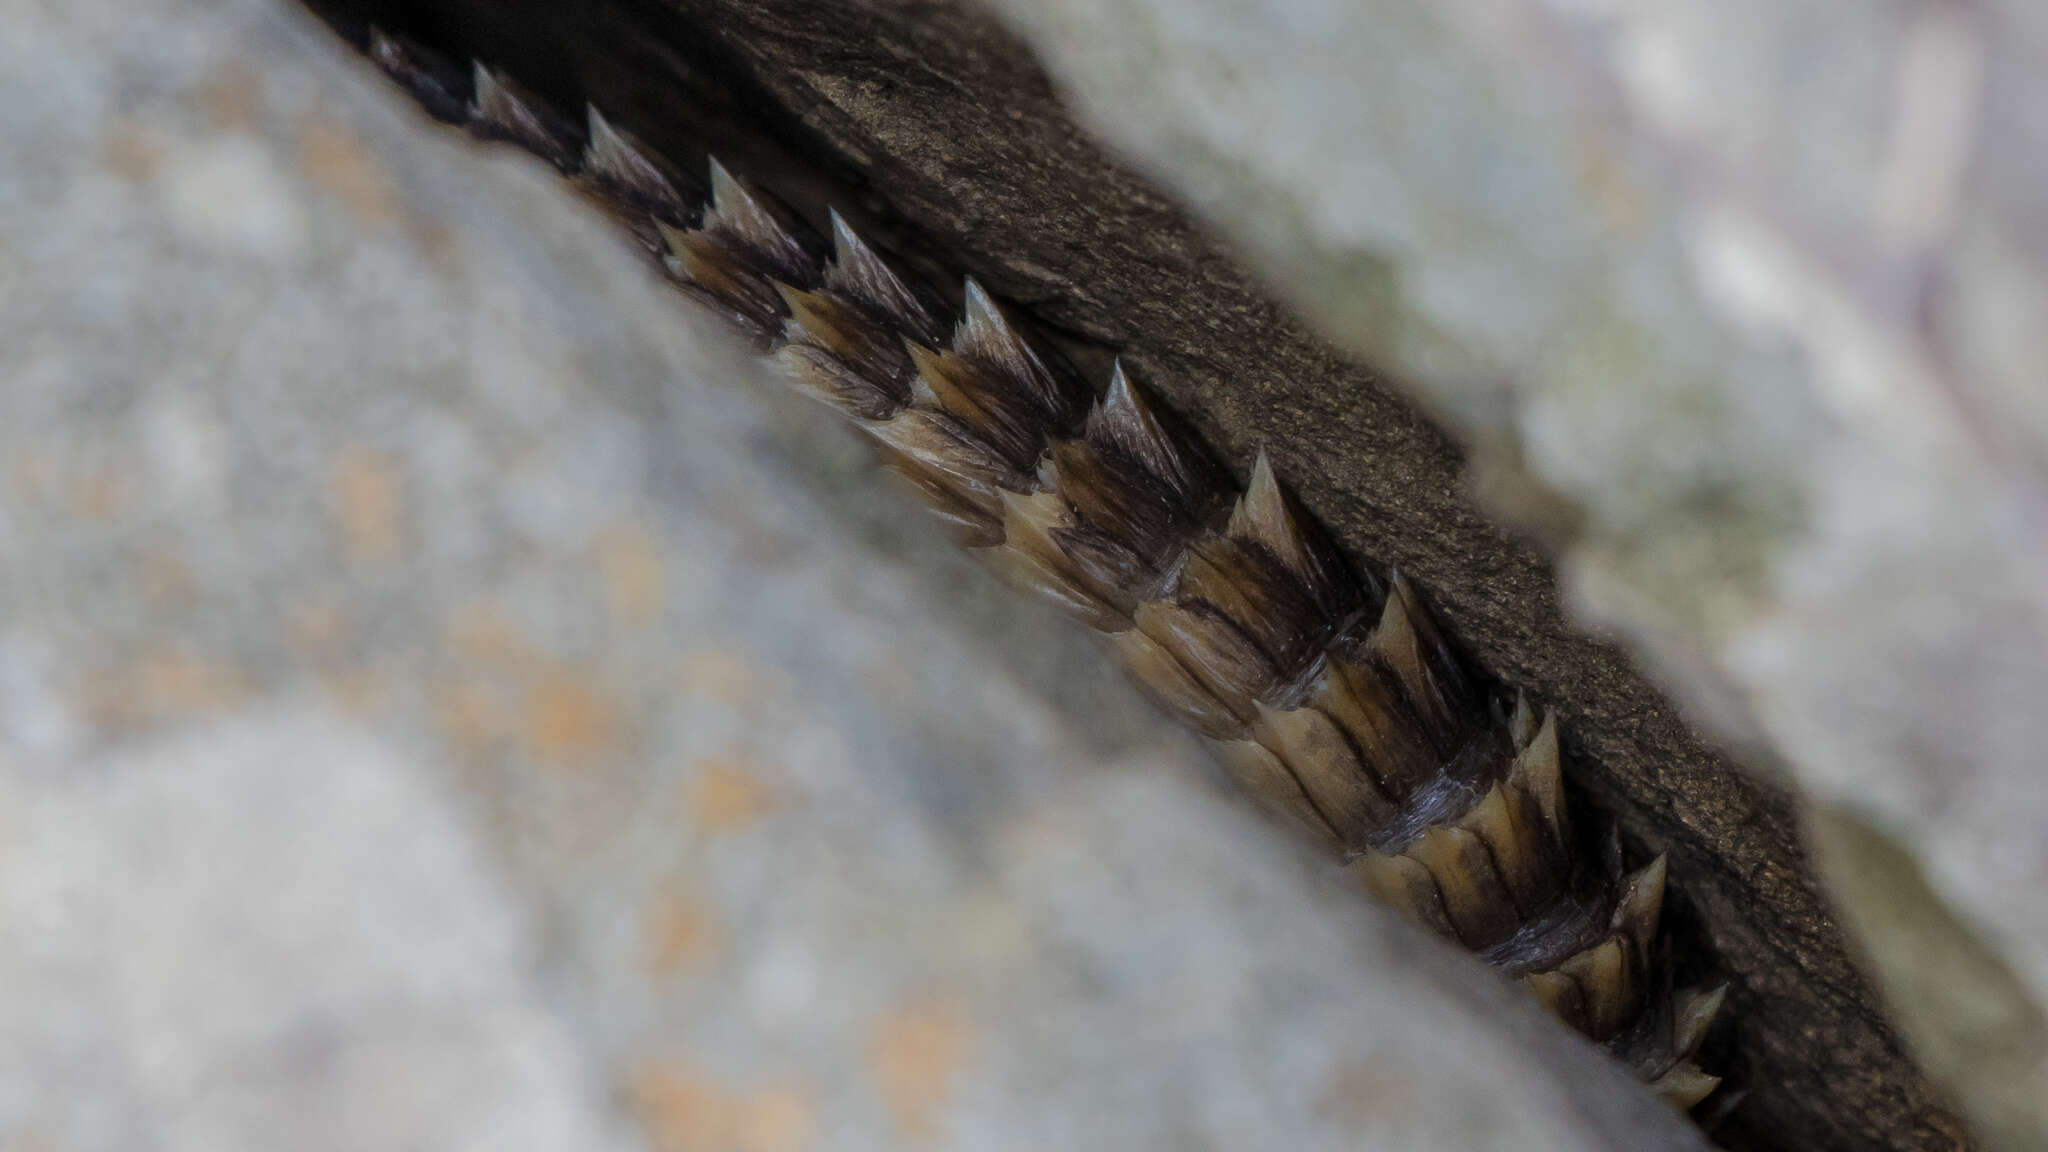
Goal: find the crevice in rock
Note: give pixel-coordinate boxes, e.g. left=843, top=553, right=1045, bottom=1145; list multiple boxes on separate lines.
left=293, top=1, right=1973, bottom=1148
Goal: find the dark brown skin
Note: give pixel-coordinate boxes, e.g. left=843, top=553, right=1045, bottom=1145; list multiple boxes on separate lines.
left=306, top=1, right=1975, bottom=1148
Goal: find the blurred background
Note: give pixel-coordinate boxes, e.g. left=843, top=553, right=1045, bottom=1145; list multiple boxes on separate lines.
left=2, top=0, right=2045, bottom=1148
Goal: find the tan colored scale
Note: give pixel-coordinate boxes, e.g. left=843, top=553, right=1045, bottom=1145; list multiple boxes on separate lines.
left=366, top=28, right=1728, bottom=1113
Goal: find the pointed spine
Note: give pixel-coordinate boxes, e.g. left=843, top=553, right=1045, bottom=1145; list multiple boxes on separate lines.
left=469, top=63, right=582, bottom=173
left=366, top=28, right=473, bottom=125
left=381, top=62, right=1720, bottom=1109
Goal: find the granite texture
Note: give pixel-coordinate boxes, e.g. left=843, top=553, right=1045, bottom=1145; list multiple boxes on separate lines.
left=0, top=1, right=1711, bottom=1149
left=295, top=0, right=1980, bottom=1146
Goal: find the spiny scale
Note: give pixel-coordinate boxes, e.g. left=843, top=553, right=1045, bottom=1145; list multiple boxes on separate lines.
left=368, top=30, right=1726, bottom=1112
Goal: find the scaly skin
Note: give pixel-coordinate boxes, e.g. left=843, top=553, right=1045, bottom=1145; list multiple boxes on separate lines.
left=369, top=27, right=1726, bottom=1111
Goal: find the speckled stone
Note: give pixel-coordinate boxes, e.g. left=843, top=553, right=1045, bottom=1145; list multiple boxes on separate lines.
left=297, top=0, right=1981, bottom=1145
left=0, top=1, right=1706, bottom=1149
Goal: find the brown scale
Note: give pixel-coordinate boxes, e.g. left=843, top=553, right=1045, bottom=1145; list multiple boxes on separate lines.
left=367, top=28, right=1727, bottom=1112
left=657, top=161, right=827, bottom=342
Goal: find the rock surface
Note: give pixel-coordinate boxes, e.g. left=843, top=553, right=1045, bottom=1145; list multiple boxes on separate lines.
left=984, top=0, right=2048, bottom=1147
left=303, top=0, right=1979, bottom=1147
left=0, top=1, right=1709, bottom=1149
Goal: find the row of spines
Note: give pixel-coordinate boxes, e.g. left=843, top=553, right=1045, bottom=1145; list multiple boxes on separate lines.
left=367, top=28, right=1722, bottom=1107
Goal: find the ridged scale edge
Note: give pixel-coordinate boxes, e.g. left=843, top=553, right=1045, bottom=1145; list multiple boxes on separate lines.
left=369, top=28, right=1726, bottom=1110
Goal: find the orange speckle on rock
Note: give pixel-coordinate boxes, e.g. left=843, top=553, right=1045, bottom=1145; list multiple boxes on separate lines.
left=137, top=546, right=193, bottom=610
left=526, top=673, right=616, bottom=767
left=634, top=1062, right=814, bottom=1152
left=80, top=648, right=243, bottom=737
left=635, top=1063, right=722, bottom=1151
left=436, top=676, right=504, bottom=756
left=285, top=589, right=344, bottom=657
left=1317, top=1059, right=1414, bottom=1131
left=867, top=994, right=973, bottom=1144
left=104, top=122, right=160, bottom=182
left=331, top=447, right=402, bottom=569
left=1575, top=131, right=1649, bottom=243
left=196, top=59, right=263, bottom=130
left=679, top=648, right=756, bottom=705
left=644, top=885, right=722, bottom=978
left=445, top=599, right=532, bottom=670
left=327, top=666, right=387, bottom=715
left=734, top=1085, right=814, bottom=1152
left=688, top=757, right=774, bottom=834
left=296, top=106, right=400, bottom=228
left=597, top=523, right=666, bottom=626
left=136, top=648, right=245, bottom=720
left=8, top=450, right=51, bottom=502
left=71, top=462, right=128, bottom=521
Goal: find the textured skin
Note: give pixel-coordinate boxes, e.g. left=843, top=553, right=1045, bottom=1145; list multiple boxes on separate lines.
left=313, top=3, right=1988, bottom=1145
left=368, top=29, right=1723, bottom=1107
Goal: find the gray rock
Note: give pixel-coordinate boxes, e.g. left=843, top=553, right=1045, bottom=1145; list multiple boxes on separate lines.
left=0, top=0, right=1707, bottom=1149
left=342, top=0, right=1966, bottom=1144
